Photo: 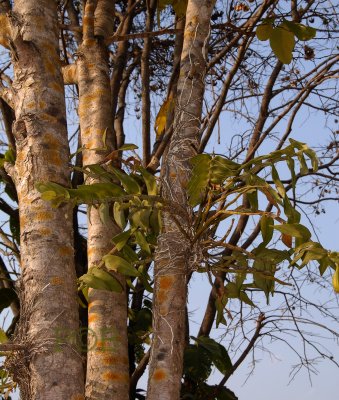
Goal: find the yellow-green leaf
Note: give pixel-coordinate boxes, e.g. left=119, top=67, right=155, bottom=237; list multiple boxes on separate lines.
left=103, top=255, right=140, bottom=277
left=332, top=264, right=339, bottom=293
left=284, top=20, right=316, bottom=41
left=172, top=0, right=187, bottom=17
left=256, top=23, right=273, bottom=41
left=154, top=94, right=175, bottom=137
left=0, top=328, right=8, bottom=344
left=270, top=24, right=295, bottom=64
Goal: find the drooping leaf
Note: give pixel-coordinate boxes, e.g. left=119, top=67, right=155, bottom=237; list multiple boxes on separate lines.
left=112, top=230, right=132, bottom=251
left=36, top=182, right=70, bottom=206
left=154, top=94, right=175, bottom=137
left=274, top=223, right=311, bottom=242
left=138, top=167, right=158, bottom=195
left=113, top=202, right=127, bottom=229
left=260, top=215, right=274, bottom=244
left=193, top=336, right=233, bottom=375
left=269, top=23, right=295, bottom=64
left=271, top=165, right=285, bottom=198
left=70, top=183, right=125, bottom=202
left=172, top=0, right=188, bottom=17
left=103, top=255, right=140, bottom=277
left=119, top=143, right=139, bottom=151
left=256, top=23, right=274, bottom=41
left=188, top=154, right=239, bottom=206
left=98, top=202, right=110, bottom=225
left=109, top=166, right=141, bottom=194
left=284, top=20, right=316, bottom=41
left=183, top=344, right=212, bottom=382
left=79, top=268, right=123, bottom=292
left=332, top=264, right=339, bottom=293
left=135, top=230, right=151, bottom=255
left=0, top=329, right=8, bottom=344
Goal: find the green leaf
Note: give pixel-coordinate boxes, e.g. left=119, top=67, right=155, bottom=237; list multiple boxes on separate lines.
left=79, top=268, right=123, bottom=292
left=260, top=215, right=274, bottom=244
left=194, top=336, right=232, bottom=375
left=90, top=267, right=123, bottom=292
left=269, top=23, right=295, bottom=64
left=119, top=143, right=138, bottom=151
left=4, top=148, right=15, bottom=164
left=108, top=167, right=141, bottom=194
left=138, top=167, right=158, bottom=195
left=239, top=291, right=255, bottom=307
left=130, top=207, right=150, bottom=231
left=188, top=154, right=239, bottom=206
left=274, top=223, right=311, bottom=241
left=271, top=165, right=285, bottom=198
left=113, top=202, right=127, bottom=229
left=98, top=202, right=110, bottom=225
left=215, top=295, right=227, bottom=327
left=0, top=329, right=8, bottom=344
left=103, top=255, right=140, bottom=277
left=112, top=229, right=132, bottom=251
left=70, top=183, right=125, bottom=202
left=135, top=230, right=151, bottom=255
left=172, top=0, right=187, bottom=17
left=247, top=189, right=258, bottom=211
left=284, top=20, right=316, bottom=41
left=256, top=23, right=274, bottom=41
left=36, top=182, right=70, bottom=206
left=184, top=345, right=212, bottom=382
left=283, top=197, right=300, bottom=223
left=121, top=244, right=139, bottom=263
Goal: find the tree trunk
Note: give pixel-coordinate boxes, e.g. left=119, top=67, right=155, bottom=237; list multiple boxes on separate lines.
left=8, top=1, right=84, bottom=398
left=76, top=1, right=130, bottom=399
left=147, top=1, right=216, bottom=399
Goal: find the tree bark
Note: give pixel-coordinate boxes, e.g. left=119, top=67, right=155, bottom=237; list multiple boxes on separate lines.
left=9, top=1, right=84, bottom=398
left=76, top=1, right=129, bottom=399
left=146, top=1, right=216, bottom=399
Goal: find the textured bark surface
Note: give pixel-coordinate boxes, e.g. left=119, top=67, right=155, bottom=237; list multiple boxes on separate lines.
left=77, top=2, right=129, bottom=399
left=9, top=1, right=84, bottom=398
left=146, top=1, right=216, bottom=399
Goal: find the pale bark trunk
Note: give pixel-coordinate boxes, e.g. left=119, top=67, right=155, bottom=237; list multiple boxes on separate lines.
left=147, top=1, right=216, bottom=399
left=76, top=2, right=129, bottom=399
left=8, top=1, right=84, bottom=398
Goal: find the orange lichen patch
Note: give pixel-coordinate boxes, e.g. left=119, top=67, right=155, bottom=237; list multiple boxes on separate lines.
left=26, top=101, right=36, bottom=110
left=88, top=313, right=99, bottom=323
left=40, top=113, right=58, bottom=124
left=80, top=90, right=107, bottom=106
left=39, top=100, right=47, bottom=109
left=159, top=275, right=175, bottom=290
left=101, top=354, right=129, bottom=366
left=157, top=289, right=167, bottom=305
left=34, top=211, right=54, bottom=221
left=46, top=149, right=62, bottom=167
left=39, top=227, right=52, bottom=236
left=50, top=276, right=64, bottom=286
left=44, top=133, right=62, bottom=148
left=101, top=371, right=129, bottom=383
left=58, top=246, right=73, bottom=256
left=48, top=81, right=63, bottom=93
left=71, top=395, right=85, bottom=400
left=83, top=38, right=96, bottom=47
left=152, top=368, right=167, bottom=381
left=44, top=58, right=57, bottom=75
